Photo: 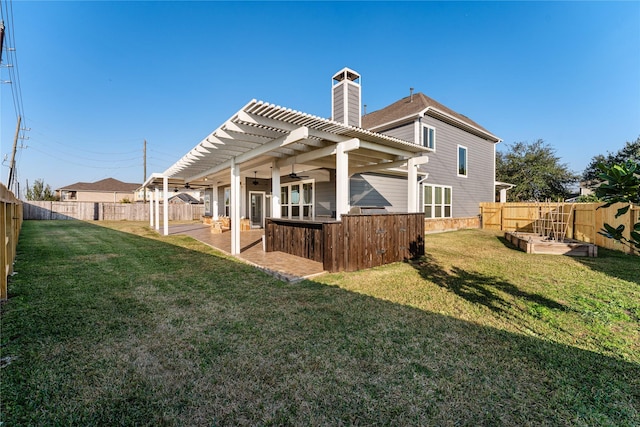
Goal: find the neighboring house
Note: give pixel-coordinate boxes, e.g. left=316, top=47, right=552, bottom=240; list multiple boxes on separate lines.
left=135, top=185, right=203, bottom=203
left=144, top=68, right=501, bottom=253
left=169, top=193, right=202, bottom=204
left=57, top=178, right=140, bottom=203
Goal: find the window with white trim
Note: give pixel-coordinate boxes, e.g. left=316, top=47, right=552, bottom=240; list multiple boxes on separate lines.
left=281, top=180, right=314, bottom=219
left=423, top=184, right=452, bottom=218
left=457, top=145, right=468, bottom=177
left=422, top=124, right=436, bottom=150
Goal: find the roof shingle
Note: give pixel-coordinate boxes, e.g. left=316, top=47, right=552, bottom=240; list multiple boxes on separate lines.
left=362, top=93, right=499, bottom=142
left=57, top=178, right=140, bottom=192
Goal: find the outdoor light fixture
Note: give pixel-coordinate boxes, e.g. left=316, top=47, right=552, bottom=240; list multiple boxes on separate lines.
left=184, top=183, right=191, bottom=189
left=252, top=171, right=259, bottom=186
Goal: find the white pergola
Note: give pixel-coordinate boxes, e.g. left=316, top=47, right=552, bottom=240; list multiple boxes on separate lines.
left=144, top=99, right=430, bottom=255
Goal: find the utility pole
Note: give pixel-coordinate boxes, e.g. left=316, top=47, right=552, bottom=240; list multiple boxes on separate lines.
left=143, top=139, right=147, bottom=203
left=0, top=21, right=5, bottom=64
left=7, top=115, right=21, bottom=191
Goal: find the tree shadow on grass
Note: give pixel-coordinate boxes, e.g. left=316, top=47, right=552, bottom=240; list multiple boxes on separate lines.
left=497, top=233, right=640, bottom=287
left=4, top=221, right=639, bottom=426
left=411, top=254, right=568, bottom=315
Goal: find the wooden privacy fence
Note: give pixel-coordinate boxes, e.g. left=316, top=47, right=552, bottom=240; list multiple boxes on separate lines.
left=266, top=213, right=425, bottom=272
left=24, top=201, right=205, bottom=221
left=479, top=202, right=640, bottom=254
left=1, top=184, right=22, bottom=301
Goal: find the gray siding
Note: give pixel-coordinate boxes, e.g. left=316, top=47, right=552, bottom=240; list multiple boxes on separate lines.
left=350, top=173, right=407, bottom=213
left=347, top=84, right=360, bottom=126
left=311, top=170, right=409, bottom=217
left=379, top=122, right=415, bottom=144
left=332, top=85, right=344, bottom=123
left=216, top=186, right=226, bottom=217
left=316, top=179, right=335, bottom=216
left=419, top=115, right=495, bottom=217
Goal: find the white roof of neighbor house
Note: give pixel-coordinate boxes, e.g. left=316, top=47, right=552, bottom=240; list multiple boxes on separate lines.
left=146, top=99, right=429, bottom=188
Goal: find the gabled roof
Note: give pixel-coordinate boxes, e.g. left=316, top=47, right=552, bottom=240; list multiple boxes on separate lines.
left=362, top=92, right=500, bottom=142
left=57, top=178, right=140, bottom=192
left=169, top=193, right=201, bottom=204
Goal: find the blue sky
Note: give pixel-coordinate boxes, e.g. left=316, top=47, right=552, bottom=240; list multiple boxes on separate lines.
left=1, top=1, right=639, bottom=192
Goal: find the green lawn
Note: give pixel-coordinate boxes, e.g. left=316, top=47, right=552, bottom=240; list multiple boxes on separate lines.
left=1, top=221, right=638, bottom=426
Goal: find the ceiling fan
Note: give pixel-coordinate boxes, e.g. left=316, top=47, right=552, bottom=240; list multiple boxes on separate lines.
left=288, top=164, right=309, bottom=180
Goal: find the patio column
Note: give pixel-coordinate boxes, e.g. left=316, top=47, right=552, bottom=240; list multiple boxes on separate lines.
left=408, top=156, right=429, bottom=213
left=230, top=157, right=241, bottom=255
left=149, top=189, right=154, bottom=227
left=154, top=187, right=160, bottom=231
left=335, top=139, right=359, bottom=220
left=163, top=176, right=169, bottom=236
left=271, top=160, right=281, bottom=219
left=212, top=185, right=219, bottom=220
left=499, top=188, right=507, bottom=203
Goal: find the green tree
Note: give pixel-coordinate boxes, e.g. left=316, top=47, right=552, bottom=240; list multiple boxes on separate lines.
left=595, top=161, right=640, bottom=252
left=583, top=136, right=640, bottom=189
left=496, top=139, right=579, bottom=201
left=26, top=179, right=58, bottom=201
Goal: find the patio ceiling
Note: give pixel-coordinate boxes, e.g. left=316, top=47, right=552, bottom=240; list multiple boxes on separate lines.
left=145, top=99, right=430, bottom=188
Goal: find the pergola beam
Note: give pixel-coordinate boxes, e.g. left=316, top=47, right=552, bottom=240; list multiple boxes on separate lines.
left=276, top=138, right=359, bottom=168
left=185, top=126, right=309, bottom=183
left=350, top=159, right=409, bottom=175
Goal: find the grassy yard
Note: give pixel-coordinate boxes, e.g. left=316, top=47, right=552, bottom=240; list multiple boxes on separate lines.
left=1, top=221, right=638, bottom=426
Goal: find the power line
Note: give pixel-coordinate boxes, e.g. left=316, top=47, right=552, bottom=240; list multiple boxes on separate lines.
left=1, top=0, right=28, bottom=193
left=1, top=0, right=26, bottom=126
left=29, top=146, right=142, bottom=170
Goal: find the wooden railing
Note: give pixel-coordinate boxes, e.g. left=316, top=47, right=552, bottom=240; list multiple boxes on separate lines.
left=479, top=202, right=639, bottom=254
left=1, top=184, right=23, bottom=301
left=266, top=213, right=425, bottom=272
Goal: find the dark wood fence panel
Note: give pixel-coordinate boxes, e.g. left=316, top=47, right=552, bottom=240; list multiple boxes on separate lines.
left=322, top=222, right=344, bottom=272
left=341, top=214, right=424, bottom=272
left=266, top=213, right=424, bottom=273
left=266, top=219, right=324, bottom=263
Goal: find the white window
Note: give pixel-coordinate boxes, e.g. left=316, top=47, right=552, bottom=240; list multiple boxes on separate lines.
left=281, top=180, right=314, bottom=220
left=457, top=145, right=468, bottom=177
left=423, top=184, right=452, bottom=218
left=422, top=125, right=436, bottom=150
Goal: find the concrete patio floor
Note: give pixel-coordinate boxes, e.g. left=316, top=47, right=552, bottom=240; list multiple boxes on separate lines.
left=167, top=223, right=326, bottom=282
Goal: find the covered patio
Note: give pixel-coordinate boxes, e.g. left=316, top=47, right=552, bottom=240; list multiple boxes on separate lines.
left=167, top=223, right=325, bottom=281
left=144, top=97, right=429, bottom=261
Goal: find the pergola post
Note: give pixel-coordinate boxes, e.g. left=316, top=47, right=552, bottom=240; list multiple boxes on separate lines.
left=163, top=176, right=169, bottom=236
left=271, top=160, right=281, bottom=219
left=212, top=184, right=219, bottom=220
left=408, top=158, right=418, bottom=213
left=407, top=156, right=429, bottom=213
left=230, top=157, right=241, bottom=255
left=500, top=188, right=507, bottom=203
left=149, top=189, right=154, bottom=227
left=335, top=142, right=350, bottom=220
left=154, top=187, right=160, bottom=231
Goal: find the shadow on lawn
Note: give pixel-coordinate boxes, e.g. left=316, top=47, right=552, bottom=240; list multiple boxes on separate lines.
left=4, top=221, right=639, bottom=426
left=497, top=233, right=640, bottom=286
left=411, top=254, right=568, bottom=315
